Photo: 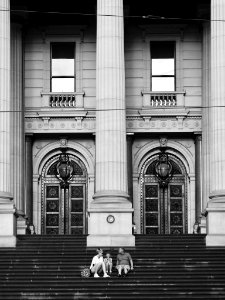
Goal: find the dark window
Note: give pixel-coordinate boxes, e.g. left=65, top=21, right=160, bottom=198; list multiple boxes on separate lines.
left=150, top=41, right=175, bottom=91
left=51, top=42, right=75, bottom=92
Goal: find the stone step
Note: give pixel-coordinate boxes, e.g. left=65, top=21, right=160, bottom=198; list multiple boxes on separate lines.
left=0, top=235, right=225, bottom=299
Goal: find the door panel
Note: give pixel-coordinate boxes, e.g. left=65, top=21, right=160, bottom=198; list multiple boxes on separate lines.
left=144, top=184, right=160, bottom=234
left=143, top=156, right=187, bottom=235
left=168, top=184, right=185, bottom=234
left=69, top=185, right=85, bottom=235
left=45, top=185, right=61, bottom=235
left=143, top=180, right=186, bottom=234
left=43, top=184, right=85, bottom=235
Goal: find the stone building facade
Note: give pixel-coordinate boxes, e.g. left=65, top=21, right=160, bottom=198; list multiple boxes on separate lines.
left=0, top=0, right=224, bottom=247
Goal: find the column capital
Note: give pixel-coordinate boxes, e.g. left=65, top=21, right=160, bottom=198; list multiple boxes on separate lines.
left=127, top=132, right=134, bottom=136
left=25, top=134, right=33, bottom=142
left=194, top=133, right=202, bottom=142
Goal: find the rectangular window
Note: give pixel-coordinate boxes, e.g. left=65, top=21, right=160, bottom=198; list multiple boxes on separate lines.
left=51, top=42, right=75, bottom=92
left=150, top=41, right=175, bottom=92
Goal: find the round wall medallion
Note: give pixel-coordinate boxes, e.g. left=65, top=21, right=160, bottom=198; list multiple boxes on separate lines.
left=107, top=215, right=115, bottom=224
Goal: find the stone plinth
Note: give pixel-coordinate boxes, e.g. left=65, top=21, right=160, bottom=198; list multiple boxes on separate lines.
left=206, top=195, right=225, bottom=246
left=0, top=194, right=16, bottom=247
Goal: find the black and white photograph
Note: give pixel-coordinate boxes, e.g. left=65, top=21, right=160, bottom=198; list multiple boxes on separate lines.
left=0, top=0, right=225, bottom=299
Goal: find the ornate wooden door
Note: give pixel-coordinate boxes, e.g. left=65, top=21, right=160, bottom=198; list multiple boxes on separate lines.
left=142, top=156, right=187, bottom=235
left=41, top=155, right=87, bottom=235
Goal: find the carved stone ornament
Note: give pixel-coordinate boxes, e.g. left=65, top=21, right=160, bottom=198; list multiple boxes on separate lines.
left=159, top=137, right=168, bottom=147
left=59, top=138, right=68, bottom=148
left=155, top=151, right=173, bottom=187
left=56, top=151, right=73, bottom=189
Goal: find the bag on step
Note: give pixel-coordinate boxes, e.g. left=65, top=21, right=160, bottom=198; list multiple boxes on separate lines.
left=81, top=267, right=91, bottom=278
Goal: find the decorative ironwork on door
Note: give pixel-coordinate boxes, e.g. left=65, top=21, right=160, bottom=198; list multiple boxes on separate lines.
left=142, top=154, right=187, bottom=234
left=41, top=154, right=87, bottom=235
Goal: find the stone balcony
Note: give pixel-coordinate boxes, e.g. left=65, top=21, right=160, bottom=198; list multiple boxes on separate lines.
left=141, top=91, right=186, bottom=108
left=41, top=92, right=85, bottom=109
left=25, top=89, right=201, bottom=134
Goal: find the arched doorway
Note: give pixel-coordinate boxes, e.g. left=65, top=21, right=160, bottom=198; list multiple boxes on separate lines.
left=141, top=153, right=188, bottom=235
left=41, top=154, right=87, bottom=235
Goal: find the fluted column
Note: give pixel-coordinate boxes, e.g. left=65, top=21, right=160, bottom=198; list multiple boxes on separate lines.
left=11, top=25, right=25, bottom=215
left=95, top=0, right=127, bottom=197
left=87, top=0, right=134, bottom=247
left=201, top=23, right=211, bottom=234
left=0, top=0, right=16, bottom=247
left=206, top=0, right=225, bottom=246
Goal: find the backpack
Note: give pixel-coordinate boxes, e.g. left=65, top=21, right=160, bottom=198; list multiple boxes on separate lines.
left=81, top=267, right=91, bottom=278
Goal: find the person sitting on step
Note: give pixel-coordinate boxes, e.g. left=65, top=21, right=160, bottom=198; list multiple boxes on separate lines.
left=116, top=247, right=134, bottom=277
left=104, top=252, right=113, bottom=274
left=90, top=248, right=110, bottom=278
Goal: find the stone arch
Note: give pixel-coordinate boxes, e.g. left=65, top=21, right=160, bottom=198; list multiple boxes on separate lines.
left=42, top=153, right=87, bottom=178
left=133, top=140, right=194, bottom=176
left=141, top=151, right=188, bottom=179
left=34, top=140, right=94, bottom=176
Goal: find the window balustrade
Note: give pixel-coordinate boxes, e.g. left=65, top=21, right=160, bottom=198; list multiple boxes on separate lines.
left=141, top=91, right=185, bottom=108
left=49, top=94, right=76, bottom=107
left=41, top=92, right=85, bottom=108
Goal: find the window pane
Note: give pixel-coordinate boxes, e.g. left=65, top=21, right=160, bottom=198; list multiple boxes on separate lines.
left=151, top=41, right=175, bottom=59
left=52, top=59, right=74, bottom=76
left=152, top=77, right=175, bottom=92
left=52, top=43, right=75, bottom=59
left=52, top=78, right=74, bottom=92
left=152, top=59, right=174, bottom=76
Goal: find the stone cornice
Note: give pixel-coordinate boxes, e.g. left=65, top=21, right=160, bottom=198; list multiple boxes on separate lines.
left=25, top=111, right=202, bottom=134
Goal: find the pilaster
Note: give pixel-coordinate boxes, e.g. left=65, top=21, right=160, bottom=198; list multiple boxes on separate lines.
left=127, top=134, right=134, bottom=204
left=194, top=134, right=202, bottom=223
left=0, top=0, right=16, bottom=247
left=25, top=135, right=34, bottom=228
left=201, top=22, right=211, bottom=234
left=11, top=24, right=27, bottom=234
left=202, top=23, right=211, bottom=212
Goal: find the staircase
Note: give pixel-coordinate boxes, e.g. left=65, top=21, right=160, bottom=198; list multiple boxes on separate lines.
left=0, top=235, right=225, bottom=299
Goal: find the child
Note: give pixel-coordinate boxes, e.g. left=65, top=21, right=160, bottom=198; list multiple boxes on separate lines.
left=104, top=252, right=113, bottom=274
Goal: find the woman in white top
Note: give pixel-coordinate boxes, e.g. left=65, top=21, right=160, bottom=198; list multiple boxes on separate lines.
left=90, top=248, right=110, bottom=278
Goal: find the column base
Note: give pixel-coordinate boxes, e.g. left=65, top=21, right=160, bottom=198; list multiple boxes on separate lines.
left=0, top=197, right=17, bottom=247
left=0, top=236, right=17, bottom=247
left=199, top=216, right=207, bottom=234
left=88, top=191, right=135, bottom=247
left=206, top=235, right=225, bottom=247
left=17, top=216, right=28, bottom=235
left=87, top=234, right=135, bottom=247
left=206, top=195, right=225, bottom=246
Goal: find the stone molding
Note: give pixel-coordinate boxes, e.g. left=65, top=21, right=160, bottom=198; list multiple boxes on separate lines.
left=25, top=114, right=202, bottom=134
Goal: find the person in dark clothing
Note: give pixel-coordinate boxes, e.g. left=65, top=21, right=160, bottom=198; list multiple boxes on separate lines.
left=116, top=247, right=134, bottom=277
